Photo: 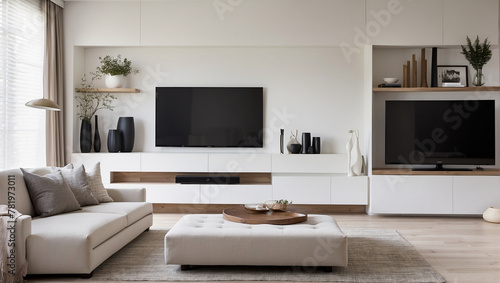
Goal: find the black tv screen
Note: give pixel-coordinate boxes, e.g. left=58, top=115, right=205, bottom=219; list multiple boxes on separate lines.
left=385, top=100, right=495, bottom=167
left=156, top=87, right=263, bottom=147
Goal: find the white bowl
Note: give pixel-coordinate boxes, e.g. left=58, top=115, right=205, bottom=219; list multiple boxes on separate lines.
left=383, top=78, right=399, bottom=84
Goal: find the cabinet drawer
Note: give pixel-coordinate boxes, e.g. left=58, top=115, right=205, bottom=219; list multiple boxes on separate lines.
left=272, top=176, right=330, bottom=204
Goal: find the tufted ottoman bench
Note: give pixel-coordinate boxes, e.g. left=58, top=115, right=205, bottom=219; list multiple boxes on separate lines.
left=164, top=214, right=347, bottom=270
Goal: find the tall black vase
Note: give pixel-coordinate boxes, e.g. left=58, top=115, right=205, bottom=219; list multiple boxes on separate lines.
left=107, top=129, right=121, bottom=153
left=301, top=132, right=311, bottom=154
left=80, top=119, right=92, bottom=153
left=117, top=117, right=135, bottom=152
left=93, top=115, right=101, bottom=152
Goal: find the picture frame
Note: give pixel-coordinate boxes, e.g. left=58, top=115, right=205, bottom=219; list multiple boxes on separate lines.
left=437, top=65, right=469, bottom=87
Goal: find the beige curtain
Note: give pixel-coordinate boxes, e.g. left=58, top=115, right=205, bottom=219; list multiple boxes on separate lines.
left=43, top=0, right=65, bottom=167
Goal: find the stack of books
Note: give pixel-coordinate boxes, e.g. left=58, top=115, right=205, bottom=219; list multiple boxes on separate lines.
left=378, top=83, right=402, bottom=88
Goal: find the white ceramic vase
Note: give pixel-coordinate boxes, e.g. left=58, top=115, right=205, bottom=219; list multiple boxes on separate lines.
left=351, top=129, right=362, bottom=176
left=104, top=74, right=124, bottom=88
left=483, top=207, right=500, bottom=223
left=346, top=131, right=353, bottom=177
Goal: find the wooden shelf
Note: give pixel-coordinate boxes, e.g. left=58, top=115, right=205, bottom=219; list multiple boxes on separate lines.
left=373, top=86, right=500, bottom=92
left=110, top=172, right=272, bottom=185
left=372, top=168, right=500, bottom=176
left=75, top=88, right=140, bottom=93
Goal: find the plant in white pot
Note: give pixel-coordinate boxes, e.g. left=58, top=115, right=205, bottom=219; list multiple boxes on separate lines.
left=97, top=55, right=139, bottom=88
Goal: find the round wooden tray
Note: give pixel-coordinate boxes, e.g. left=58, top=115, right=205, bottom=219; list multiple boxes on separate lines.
left=223, top=205, right=307, bottom=225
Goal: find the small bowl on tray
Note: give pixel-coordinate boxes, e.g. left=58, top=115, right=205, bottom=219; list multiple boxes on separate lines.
left=244, top=203, right=269, bottom=213
left=264, top=200, right=288, bottom=212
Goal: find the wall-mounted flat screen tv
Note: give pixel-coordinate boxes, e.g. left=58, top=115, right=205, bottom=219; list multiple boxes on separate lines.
left=156, top=87, right=263, bottom=147
left=385, top=100, right=495, bottom=170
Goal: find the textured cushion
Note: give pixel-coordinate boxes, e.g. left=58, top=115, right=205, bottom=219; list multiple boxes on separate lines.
left=59, top=165, right=99, bottom=206
left=20, top=169, right=81, bottom=217
left=86, top=162, right=113, bottom=203
left=82, top=202, right=153, bottom=226
left=165, top=214, right=348, bottom=267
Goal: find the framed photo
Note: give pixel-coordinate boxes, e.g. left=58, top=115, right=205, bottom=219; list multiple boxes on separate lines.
left=437, top=65, right=468, bottom=87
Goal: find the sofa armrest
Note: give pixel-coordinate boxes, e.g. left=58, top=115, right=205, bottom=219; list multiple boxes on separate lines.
left=106, top=188, right=146, bottom=202
left=14, top=215, right=31, bottom=275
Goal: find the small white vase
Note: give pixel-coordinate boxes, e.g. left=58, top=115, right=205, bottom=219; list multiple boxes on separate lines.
left=104, top=74, right=124, bottom=88
left=351, top=129, right=362, bottom=176
left=483, top=207, right=500, bottom=223
left=346, top=131, right=353, bottom=177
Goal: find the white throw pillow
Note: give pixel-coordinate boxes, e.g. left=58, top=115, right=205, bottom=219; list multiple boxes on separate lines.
left=85, top=162, right=113, bottom=203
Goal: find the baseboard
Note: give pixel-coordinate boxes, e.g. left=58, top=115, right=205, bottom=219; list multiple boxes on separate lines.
left=153, top=203, right=367, bottom=214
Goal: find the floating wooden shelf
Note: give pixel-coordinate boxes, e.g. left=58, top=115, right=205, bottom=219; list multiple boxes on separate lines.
left=75, top=88, right=140, bottom=93
left=373, top=86, right=500, bottom=92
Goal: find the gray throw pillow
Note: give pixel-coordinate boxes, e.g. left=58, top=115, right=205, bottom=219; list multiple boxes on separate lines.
left=85, top=162, right=113, bottom=203
left=59, top=165, right=99, bottom=206
left=20, top=169, right=81, bottom=217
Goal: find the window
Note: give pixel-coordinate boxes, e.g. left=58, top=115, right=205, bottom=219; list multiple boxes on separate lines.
left=0, top=0, right=45, bottom=170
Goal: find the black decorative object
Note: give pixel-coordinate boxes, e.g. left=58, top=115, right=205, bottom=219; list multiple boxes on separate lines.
left=301, top=132, right=311, bottom=154
left=289, top=144, right=302, bottom=154
left=107, top=129, right=121, bottom=153
left=93, top=115, right=101, bottom=152
left=431, top=47, right=438, bottom=87
left=313, top=137, right=321, bottom=154
left=80, top=120, right=92, bottom=153
left=307, top=146, right=314, bottom=154
left=280, top=129, right=284, bottom=154
left=117, top=117, right=135, bottom=152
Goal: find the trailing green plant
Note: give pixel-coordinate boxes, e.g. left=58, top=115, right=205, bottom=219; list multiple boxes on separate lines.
left=461, top=36, right=492, bottom=71
left=76, top=72, right=116, bottom=122
left=96, top=54, right=139, bottom=76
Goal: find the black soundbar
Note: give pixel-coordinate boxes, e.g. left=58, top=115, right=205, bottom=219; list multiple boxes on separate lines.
left=175, top=175, right=240, bottom=184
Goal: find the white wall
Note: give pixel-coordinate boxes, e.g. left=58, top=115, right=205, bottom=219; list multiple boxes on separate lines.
left=75, top=47, right=366, bottom=154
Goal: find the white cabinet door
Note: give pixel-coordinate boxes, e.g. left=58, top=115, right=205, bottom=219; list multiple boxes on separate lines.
left=140, top=153, right=208, bottom=172
left=331, top=176, right=368, bottom=205
left=201, top=185, right=273, bottom=204
left=370, top=175, right=453, bottom=214
left=145, top=184, right=201, bottom=204
left=272, top=176, right=330, bottom=204
left=453, top=176, right=500, bottom=214
left=208, top=154, right=271, bottom=173
left=67, top=1, right=141, bottom=46
left=366, top=0, right=442, bottom=45
left=443, top=0, right=499, bottom=45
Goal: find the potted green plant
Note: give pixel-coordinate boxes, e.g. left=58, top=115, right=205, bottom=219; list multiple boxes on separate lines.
left=76, top=72, right=116, bottom=153
left=96, top=54, right=139, bottom=88
left=461, top=36, right=492, bottom=86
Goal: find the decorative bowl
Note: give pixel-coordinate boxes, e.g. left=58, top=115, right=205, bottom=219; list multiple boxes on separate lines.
left=483, top=207, right=500, bottom=223
left=264, top=200, right=288, bottom=211
left=244, top=203, right=269, bottom=213
left=383, top=78, right=399, bottom=84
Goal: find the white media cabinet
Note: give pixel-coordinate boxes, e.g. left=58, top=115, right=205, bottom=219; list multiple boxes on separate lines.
left=369, top=169, right=500, bottom=215
left=71, top=153, right=368, bottom=206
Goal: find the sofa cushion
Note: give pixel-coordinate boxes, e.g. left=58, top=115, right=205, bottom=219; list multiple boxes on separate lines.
left=82, top=202, right=152, bottom=226
left=59, top=165, right=99, bottom=206
left=20, top=169, right=81, bottom=217
left=85, top=162, right=113, bottom=203
left=29, top=211, right=128, bottom=250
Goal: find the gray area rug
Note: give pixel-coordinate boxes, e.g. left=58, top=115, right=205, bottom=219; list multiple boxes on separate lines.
left=92, top=229, right=445, bottom=282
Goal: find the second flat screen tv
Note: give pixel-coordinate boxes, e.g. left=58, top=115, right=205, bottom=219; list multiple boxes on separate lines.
left=156, top=87, right=263, bottom=147
left=385, top=100, right=495, bottom=168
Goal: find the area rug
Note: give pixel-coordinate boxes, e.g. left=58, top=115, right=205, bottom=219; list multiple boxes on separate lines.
left=92, top=228, right=445, bottom=282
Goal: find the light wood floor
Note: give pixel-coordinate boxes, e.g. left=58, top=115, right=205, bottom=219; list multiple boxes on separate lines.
left=27, top=213, right=500, bottom=283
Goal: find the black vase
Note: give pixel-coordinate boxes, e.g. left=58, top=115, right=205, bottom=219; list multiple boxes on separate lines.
left=117, top=117, right=135, bottom=152
left=80, top=120, right=92, bottom=153
left=93, top=115, right=101, bottom=152
left=301, top=132, right=311, bottom=154
left=313, top=137, right=321, bottom=154
left=107, top=129, right=121, bottom=153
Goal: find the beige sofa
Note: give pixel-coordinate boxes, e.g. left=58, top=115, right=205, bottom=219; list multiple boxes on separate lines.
left=0, top=165, right=153, bottom=277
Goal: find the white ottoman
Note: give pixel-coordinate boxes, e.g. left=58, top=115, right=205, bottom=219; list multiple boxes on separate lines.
left=164, top=214, right=347, bottom=270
